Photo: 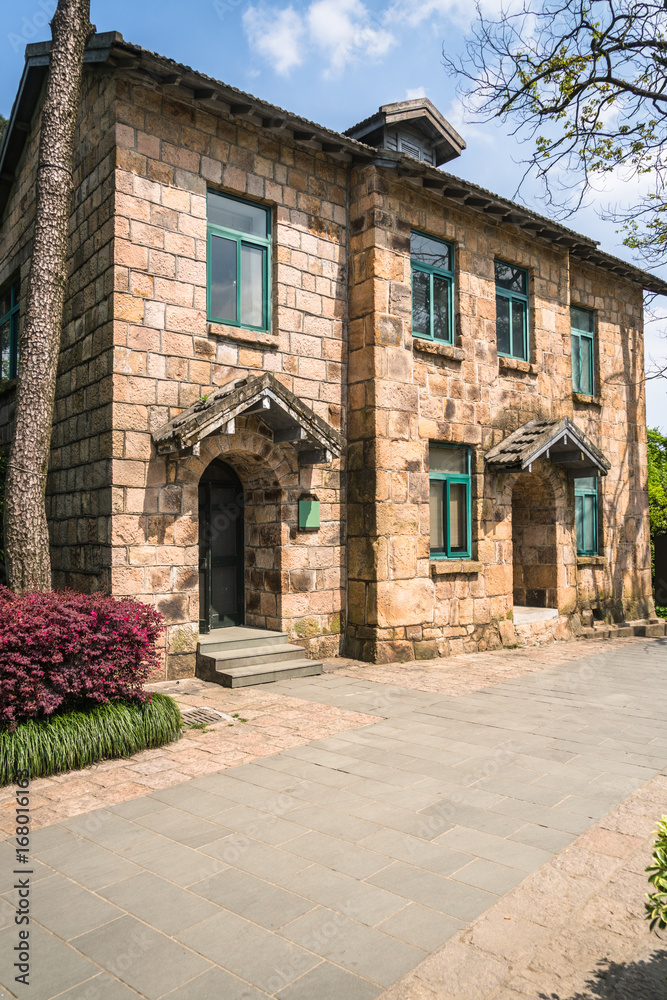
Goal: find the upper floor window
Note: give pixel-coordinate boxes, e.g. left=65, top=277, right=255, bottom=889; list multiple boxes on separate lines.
left=411, top=232, right=454, bottom=345
left=0, top=280, right=19, bottom=386
left=429, top=444, right=471, bottom=559
left=571, top=306, right=595, bottom=396
left=207, top=191, right=270, bottom=332
left=575, top=476, right=598, bottom=555
left=495, top=260, right=528, bottom=361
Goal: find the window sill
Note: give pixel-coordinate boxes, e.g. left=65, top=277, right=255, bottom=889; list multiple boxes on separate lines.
left=431, top=560, right=483, bottom=576
left=413, top=339, right=465, bottom=361
left=577, top=555, right=607, bottom=567
left=208, top=322, right=277, bottom=348
left=573, top=392, right=602, bottom=406
left=498, top=356, right=538, bottom=375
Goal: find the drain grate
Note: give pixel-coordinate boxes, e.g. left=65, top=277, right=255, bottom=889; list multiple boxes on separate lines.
left=181, top=707, right=233, bottom=727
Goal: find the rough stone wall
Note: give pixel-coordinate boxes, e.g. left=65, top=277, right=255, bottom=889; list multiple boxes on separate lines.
left=0, top=68, right=116, bottom=591
left=570, top=264, right=652, bottom=622
left=109, top=76, right=348, bottom=676
left=345, top=164, right=651, bottom=662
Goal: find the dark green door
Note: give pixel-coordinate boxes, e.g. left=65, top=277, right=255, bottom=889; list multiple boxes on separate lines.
left=198, top=459, right=244, bottom=631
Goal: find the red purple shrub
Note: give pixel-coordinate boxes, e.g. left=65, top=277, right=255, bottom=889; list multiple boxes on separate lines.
left=0, top=588, right=164, bottom=727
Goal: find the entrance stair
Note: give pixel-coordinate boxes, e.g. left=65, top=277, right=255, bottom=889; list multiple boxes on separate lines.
left=196, top=627, right=322, bottom=688
left=580, top=617, right=666, bottom=639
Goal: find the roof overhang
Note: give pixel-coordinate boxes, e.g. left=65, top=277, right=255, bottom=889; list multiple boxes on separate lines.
left=152, top=372, right=345, bottom=464
left=2, top=33, right=666, bottom=294
left=485, top=417, right=611, bottom=479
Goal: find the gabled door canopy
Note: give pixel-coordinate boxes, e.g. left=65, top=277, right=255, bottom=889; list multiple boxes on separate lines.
left=152, top=372, right=345, bottom=464
left=485, top=416, right=611, bottom=479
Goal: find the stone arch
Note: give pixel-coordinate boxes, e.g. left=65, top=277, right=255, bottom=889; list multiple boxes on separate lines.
left=172, top=415, right=301, bottom=632
left=511, top=470, right=558, bottom=608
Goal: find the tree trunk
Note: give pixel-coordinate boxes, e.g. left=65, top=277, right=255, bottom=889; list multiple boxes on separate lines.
left=4, top=0, right=94, bottom=593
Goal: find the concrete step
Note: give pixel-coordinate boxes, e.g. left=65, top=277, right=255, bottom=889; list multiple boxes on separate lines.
left=208, top=658, right=323, bottom=688
left=198, top=627, right=289, bottom=654
left=202, top=643, right=308, bottom=670
left=581, top=619, right=666, bottom=639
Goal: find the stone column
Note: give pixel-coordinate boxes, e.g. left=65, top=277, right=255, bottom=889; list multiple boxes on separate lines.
left=346, top=166, right=434, bottom=662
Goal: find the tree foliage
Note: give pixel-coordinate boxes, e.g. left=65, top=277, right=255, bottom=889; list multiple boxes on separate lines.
left=0, top=116, right=7, bottom=143
left=648, top=426, right=667, bottom=538
left=446, top=0, right=667, bottom=261
left=646, top=816, right=667, bottom=931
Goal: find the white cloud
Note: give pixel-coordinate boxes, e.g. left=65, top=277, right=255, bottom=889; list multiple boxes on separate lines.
left=243, top=5, right=305, bottom=75
left=244, top=0, right=395, bottom=77
left=308, top=0, right=394, bottom=75
left=388, top=0, right=508, bottom=31
left=406, top=86, right=427, bottom=99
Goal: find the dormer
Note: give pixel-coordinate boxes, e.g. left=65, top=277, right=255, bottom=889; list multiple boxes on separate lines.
left=345, top=98, right=465, bottom=167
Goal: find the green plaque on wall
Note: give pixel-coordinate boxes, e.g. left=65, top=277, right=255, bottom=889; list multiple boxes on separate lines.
left=299, top=499, right=320, bottom=529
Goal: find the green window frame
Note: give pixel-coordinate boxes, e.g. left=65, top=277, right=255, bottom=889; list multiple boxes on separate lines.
left=206, top=190, right=271, bottom=332
left=0, top=279, right=19, bottom=386
left=410, top=231, right=454, bottom=345
left=429, top=443, right=471, bottom=559
left=571, top=306, right=595, bottom=396
left=495, top=260, right=528, bottom=361
left=574, top=476, right=599, bottom=556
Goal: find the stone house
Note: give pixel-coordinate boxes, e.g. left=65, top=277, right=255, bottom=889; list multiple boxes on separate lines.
left=0, top=32, right=664, bottom=682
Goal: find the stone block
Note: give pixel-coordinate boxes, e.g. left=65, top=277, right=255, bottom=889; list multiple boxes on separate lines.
left=376, top=578, right=434, bottom=628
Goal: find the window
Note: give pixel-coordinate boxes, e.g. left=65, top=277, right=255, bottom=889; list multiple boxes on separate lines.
left=0, top=280, right=19, bottom=386
left=571, top=306, right=595, bottom=396
left=575, top=476, right=598, bottom=555
left=429, top=444, right=471, bottom=558
left=207, top=190, right=270, bottom=331
left=411, top=231, right=454, bottom=345
left=495, top=260, right=528, bottom=361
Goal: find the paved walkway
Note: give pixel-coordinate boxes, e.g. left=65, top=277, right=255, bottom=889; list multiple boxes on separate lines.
left=1, top=638, right=666, bottom=999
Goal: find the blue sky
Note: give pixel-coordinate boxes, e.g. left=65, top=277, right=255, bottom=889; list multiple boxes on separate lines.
left=2, top=0, right=665, bottom=428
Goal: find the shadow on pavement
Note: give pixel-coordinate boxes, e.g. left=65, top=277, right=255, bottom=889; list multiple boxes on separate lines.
left=539, top=947, right=667, bottom=999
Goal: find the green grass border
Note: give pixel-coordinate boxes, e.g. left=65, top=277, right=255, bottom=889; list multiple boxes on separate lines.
left=0, top=695, right=183, bottom=785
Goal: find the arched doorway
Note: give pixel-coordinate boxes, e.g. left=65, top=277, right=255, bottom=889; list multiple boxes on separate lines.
left=512, top=472, right=558, bottom=608
left=198, top=459, right=244, bottom=632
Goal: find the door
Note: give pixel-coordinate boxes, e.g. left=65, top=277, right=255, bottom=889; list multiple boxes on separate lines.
left=198, top=459, right=244, bottom=631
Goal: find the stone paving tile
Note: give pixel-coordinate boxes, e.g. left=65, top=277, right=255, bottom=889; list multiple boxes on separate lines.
left=275, top=961, right=381, bottom=1000
left=99, top=871, right=221, bottom=934
left=0, top=923, right=100, bottom=1000
left=36, top=840, right=141, bottom=891
left=190, top=868, right=315, bottom=930
left=176, top=909, right=320, bottom=993
left=1, top=638, right=666, bottom=999
left=278, top=906, right=426, bottom=986
left=205, top=803, right=307, bottom=846
left=367, top=862, right=497, bottom=921
left=21, top=872, right=122, bottom=940
left=280, top=831, right=389, bottom=879
left=157, top=966, right=270, bottom=1000
left=73, top=915, right=211, bottom=1000
left=449, top=859, right=527, bottom=896
left=54, top=974, right=142, bottom=1000
left=376, top=903, right=464, bottom=951
left=0, top=686, right=379, bottom=836
left=115, top=835, right=224, bottom=887
left=278, top=863, right=407, bottom=926
left=378, top=772, right=667, bottom=1000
